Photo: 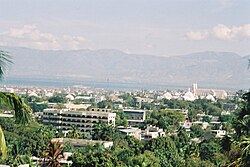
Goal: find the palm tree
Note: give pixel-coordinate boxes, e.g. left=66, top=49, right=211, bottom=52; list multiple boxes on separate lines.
left=0, top=127, right=7, bottom=159
left=239, top=137, right=250, bottom=166
left=230, top=91, right=250, bottom=166
left=41, top=141, right=64, bottom=167
left=0, top=92, right=32, bottom=124
left=0, top=50, right=32, bottom=159
left=0, top=50, right=12, bottom=79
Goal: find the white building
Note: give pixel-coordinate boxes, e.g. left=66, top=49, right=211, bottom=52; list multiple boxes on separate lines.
left=143, top=125, right=165, bottom=140
left=64, top=103, right=91, bottom=110
left=51, top=138, right=113, bottom=148
left=211, top=130, right=226, bottom=138
left=183, top=89, right=196, bottom=101
left=43, top=108, right=116, bottom=136
left=119, top=127, right=142, bottom=140
left=192, top=83, right=227, bottom=99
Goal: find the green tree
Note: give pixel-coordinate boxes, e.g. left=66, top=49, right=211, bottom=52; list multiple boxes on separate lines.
left=129, top=150, right=160, bottom=167
left=185, top=157, right=215, bottom=167
left=188, top=109, right=202, bottom=122
left=146, top=109, right=185, bottom=132
left=115, top=112, right=128, bottom=128
left=230, top=92, right=250, bottom=166
left=234, top=92, right=250, bottom=138
left=67, top=125, right=80, bottom=139
left=97, top=100, right=113, bottom=109
left=190, top=124, right=205, bottom=138
left=0, top=51, right=32, bottom=160
left=29, top=102, right=48, bottom=112
left=202, top=116, right=211, bottom=123
left=238, top=137, right=250, bottom=166
left=174, top=127, right=190, bottom=158
left=145, top=136, right=184, bottom=167
left=70, top=144, right=115, bottom=167
left=119, top=93, right=136, bottom=108
left=92, top=121, right=118, bottom=141
left=199, top=140, right=221, bottom=162
left=48, top=95, right=66, bottom=103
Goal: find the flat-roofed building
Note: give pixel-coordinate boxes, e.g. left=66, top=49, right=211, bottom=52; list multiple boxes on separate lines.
left=143, top=125, right=165, bottom=140
left=119, top=127, right=142, bottom=140
left=51, top=138, right=113, bottom=148
left=64, top=103, right=91, bottom=110
left=123, top=109, right=146, bottom=125
left=43, top=108, right=116, bottom=137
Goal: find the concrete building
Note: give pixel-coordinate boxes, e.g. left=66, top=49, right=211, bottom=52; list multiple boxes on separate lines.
left=211, top=130, right=226, bottom=138
left=143, top=125, right=165, bottom=140
left=51, top=138, right=113, bottom=148
left=135, top=97, right=153, bottom=107
left=181, top=121, right=192, bottom=132
left=123, top=109, right=146, bottom=125
left=119, top=127, right=142, bottom=140
left=64, top=103, right=91, bottom=110
left=43, top=108, right=116, bottom=136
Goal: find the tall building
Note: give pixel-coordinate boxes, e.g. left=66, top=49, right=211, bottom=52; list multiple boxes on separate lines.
left=43, top=108, right=116, bottom=137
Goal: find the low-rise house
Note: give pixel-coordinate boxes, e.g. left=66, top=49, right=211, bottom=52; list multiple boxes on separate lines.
left=119, top=127, right=142, bottom=140
left=114, top=103, right=123, bottom=109
left=192, top=121, right=209, bottom=129
left=211, top=130, right=226, bottom=138
left=181, top=121, right=192, bottom=132
left=135, top=97, right=153, bottom=107
left=143, top=125, right=165, bottom=140
left=51, top=138, right=113, bottom=148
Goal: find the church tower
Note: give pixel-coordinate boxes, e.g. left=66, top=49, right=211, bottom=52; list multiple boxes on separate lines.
left=192, top=82, right=198, bottom=96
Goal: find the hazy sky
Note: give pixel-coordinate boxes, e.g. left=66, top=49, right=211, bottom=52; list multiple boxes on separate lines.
left=0, top=0, right=250, bottom=56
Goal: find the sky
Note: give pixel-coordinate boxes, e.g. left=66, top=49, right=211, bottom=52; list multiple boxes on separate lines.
left=0, top=0, right=250, bottom=57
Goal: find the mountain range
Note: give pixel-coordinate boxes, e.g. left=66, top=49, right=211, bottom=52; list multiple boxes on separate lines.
left=0, top=46, right=249, bottom=90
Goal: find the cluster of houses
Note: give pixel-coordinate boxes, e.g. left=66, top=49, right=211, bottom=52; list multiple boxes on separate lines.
left=0, top=83, right=234, bottom=141
left=42, top=107, right=166, bottom=140
left=0, top=83, right=236, bottom=167
left=43, top=105, right=230, bottom=142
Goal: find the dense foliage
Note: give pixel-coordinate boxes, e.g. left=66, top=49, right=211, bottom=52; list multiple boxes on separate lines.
left=0, top=91, right=249, bottom=166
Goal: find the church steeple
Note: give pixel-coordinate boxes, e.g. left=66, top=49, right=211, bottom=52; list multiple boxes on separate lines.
left=192, top=82, right=198, bottom=96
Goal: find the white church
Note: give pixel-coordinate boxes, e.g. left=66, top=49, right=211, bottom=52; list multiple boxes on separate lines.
left=183, top=83, right=227, bottom=101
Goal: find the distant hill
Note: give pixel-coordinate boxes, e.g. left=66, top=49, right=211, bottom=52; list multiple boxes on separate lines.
left=0, top=46, right=249, bottom=90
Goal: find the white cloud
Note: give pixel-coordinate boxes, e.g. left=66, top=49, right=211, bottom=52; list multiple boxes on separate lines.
left=186, top=24, right=250, bottom=41
left=186, top=31, right=209, bottom=40
left=0, top=24, right=86, bottom=50
left=212, top=24, right=234, bottom=39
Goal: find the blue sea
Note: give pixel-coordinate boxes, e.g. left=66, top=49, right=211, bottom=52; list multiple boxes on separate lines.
left=1, top=77, right=188, bottom=91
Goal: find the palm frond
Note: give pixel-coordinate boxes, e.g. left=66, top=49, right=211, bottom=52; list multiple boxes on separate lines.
left=240, top=137, right=250, bottom=157
left=0, top=126, right=7, bottom=159
left=0, top=92, right=32, bottom=125
left=42, top=141, right=64, bottom=167
left=0, top=50, right=13, bottom=80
